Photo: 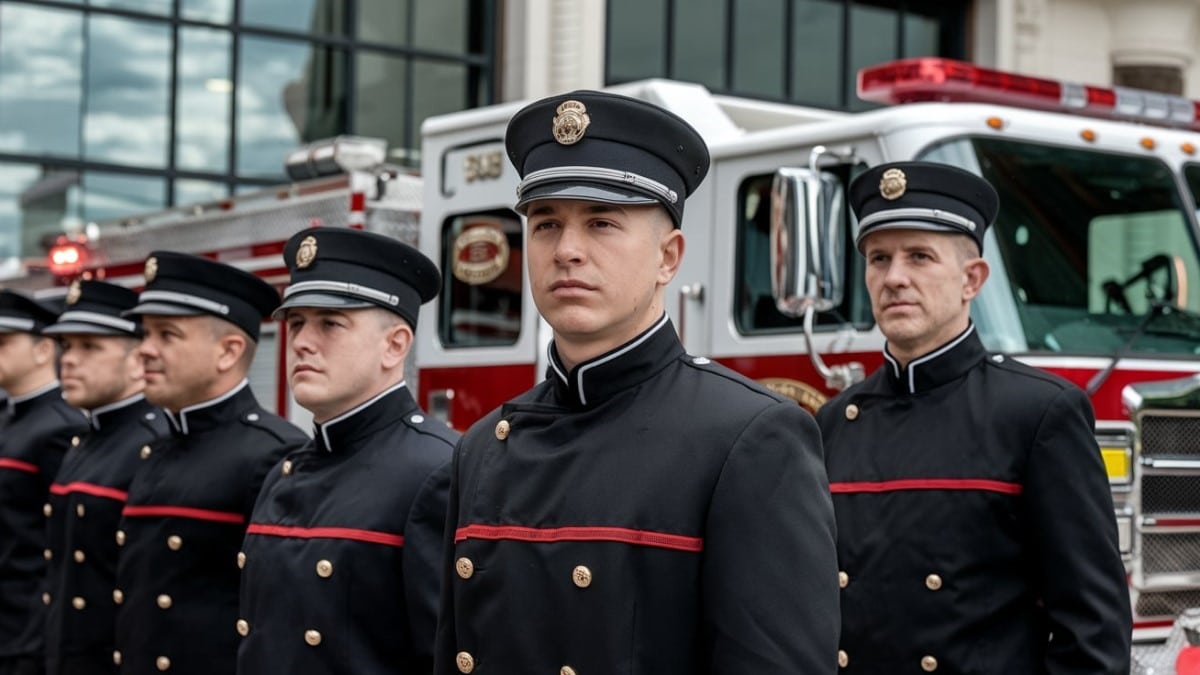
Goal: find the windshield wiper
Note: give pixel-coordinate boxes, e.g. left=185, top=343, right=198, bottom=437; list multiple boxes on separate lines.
left=1086, top=303, right=1184, bottom=395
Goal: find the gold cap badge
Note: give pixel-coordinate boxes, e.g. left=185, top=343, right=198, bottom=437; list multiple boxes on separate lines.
left=144, top=257, right=158, bottom=283
left=65, top=280, right=82, bottom=305
left=552, top=100, right=590, bottom=146
left=879, top=168, right=907, bottom=200
left=296, top=235, right=318, bottom=269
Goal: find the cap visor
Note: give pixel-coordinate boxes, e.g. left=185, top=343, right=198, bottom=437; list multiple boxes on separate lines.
left=272, top=292, right=375, bottom=320
left=42, top=321, right=131, bottom=337
left=516, top=182, right=659, bottom=213
left=122, top=301, right=205, bottom=318
left=855, top=220, right=966, bottom=251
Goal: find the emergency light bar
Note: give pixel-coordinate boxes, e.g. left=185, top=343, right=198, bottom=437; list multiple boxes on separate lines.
left=858, top=57, right=1200, bottom=131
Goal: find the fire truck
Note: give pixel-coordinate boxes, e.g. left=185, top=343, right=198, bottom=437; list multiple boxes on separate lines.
left=15, top=57, right=1200, bottom=641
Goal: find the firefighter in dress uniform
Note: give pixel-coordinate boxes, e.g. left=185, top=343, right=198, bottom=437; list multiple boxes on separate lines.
left=112, top=253, right=308, bottom=675
left=434, top=91, right=840, bottom=674
left=236, top=227, right=458, bottom=674
left=0, top=291, right=89, bottom=675
left=816, top=161, right=1132, bottom=673
left=42, top=281, right=169, bottom=675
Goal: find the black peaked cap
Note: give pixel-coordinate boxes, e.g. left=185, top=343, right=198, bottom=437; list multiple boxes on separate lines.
left=278, top=227, right=440, bottom=328
left=505, top=90, right=710, bottom=227
left=45, top=280, right=142, bottom=337
left=849, top=161, right=999, bottom=253
left=125, top=251, right=280, bottom=341
left=0, top=290, right=60, bottom=335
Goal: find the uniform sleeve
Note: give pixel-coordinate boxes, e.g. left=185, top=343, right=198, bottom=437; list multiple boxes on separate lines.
left=404, top=458, right=452, bottom=669
left=433, top=439, right=465, bottom=675
left=1025, top=386, right=1131, bottom=675
left=701, top=400, right=840, bottom=674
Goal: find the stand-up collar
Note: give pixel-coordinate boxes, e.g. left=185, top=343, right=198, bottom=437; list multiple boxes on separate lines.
left=164, top=379, right=253, bottom=436
left=313, top=382, right=418, bottom=453
left=882, top=324, right=985, bottom=395
left=89, top=393, right=155, bottom=432
left=547, top=314, right=683, bottom=408
left=8, top=381, right=63, bottom=419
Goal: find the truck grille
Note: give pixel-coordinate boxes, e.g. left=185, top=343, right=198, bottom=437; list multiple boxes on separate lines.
left=1137, top=411, right=1200, bottom=582
left=1142, top=414, right=1200, bottom=457
left=1142, top=475, right=1200, bottom=513
left=1142, top=532, right=1200, bottom=575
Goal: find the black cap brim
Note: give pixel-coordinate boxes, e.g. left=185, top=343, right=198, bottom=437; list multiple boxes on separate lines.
left=272, top=293, right=375, bottom=320
left=42, top=322, right=131, bottom=337
left=855, top=220, right=972, bottom=251
left=515, top=182, right=660, bottom=214
left=123, top=302, right=205, bottom=318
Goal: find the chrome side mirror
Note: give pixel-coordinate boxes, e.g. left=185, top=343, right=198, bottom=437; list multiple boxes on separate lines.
left=770, top=167, right=845, bottom=317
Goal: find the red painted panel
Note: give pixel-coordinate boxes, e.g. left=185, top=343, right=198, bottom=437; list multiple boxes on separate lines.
left=419, top=363, right=539, bottom=431
left=1035, top=365, right=1200, bottom=421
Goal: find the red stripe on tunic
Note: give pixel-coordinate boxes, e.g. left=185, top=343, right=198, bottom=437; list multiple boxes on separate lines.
left=0, top=458, right=39, bottom=475
left=121, top=505, right=246, bottom=524
left=829, top=478, right=1023, bottom=495
left=454, top=524, right=704, bottom=553
left=50, top=481, right=128, bottom=502
left=246, top=523, right=405, bottom=548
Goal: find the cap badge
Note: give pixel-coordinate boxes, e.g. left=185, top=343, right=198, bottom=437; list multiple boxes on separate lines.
left=296, top=235, right=318, bottom=269
left=552, top=100, right=590, bottom=146
left=65, top=280, right=82, bottom=305
left=144, top=257, right=158, bottom=283
left=879, top=168, right=907, bottom=200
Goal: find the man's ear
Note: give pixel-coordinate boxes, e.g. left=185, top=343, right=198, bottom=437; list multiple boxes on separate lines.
left=658, top=228, right=685, bottom=286
left=32, top=336, right=56, bottom=367
left=962, top=257, right=990, bottom=301
left=214, top=332, right=248, bottom=374
left=380, top=321, right=414, bottom=372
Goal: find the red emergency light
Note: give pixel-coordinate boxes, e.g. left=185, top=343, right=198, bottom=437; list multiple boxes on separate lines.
left=858, top=57, right=1200, bottom=131
left=47, top=238, right=89, bottom=276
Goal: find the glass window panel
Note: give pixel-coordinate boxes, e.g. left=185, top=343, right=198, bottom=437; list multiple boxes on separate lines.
left=80, top=172, right=165, bottom=223
left=182, top=0, right=233, bottom=24
left=606, top=0, right=666, bottom=82
left=176, top=27, right=231, bottom=173
left=0, top=163, right=70, bottom=261
left=439, top=210, right=523, bottom=347
left=174, top=178, right=229, bottom=205
left=89, top=0, right=171, bottom=16
left=0, top=6, right=83, bottom=157
left=83, top=15, right=171, bottom=167
left=903, top=13, right=940, bottom=57
left=671, top=0, right=725, bottom=89
left=848, top=4, right=896, bottom=111
left=792, top=0, right=842, bottom=108
left=241, top=0, right=346, bottom=36
left=357, top=0, right=408, bottom=46
left=410, top=60, right=469, bottom=167
left=354, top=51, right=407, bottom=163
left=413, top=1, right=466, bottom=53
left=732, top=0, right=786, bottom=98
left=237, top=37, right=346, bottom=178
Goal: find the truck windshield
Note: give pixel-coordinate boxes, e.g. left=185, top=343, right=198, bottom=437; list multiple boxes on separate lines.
left=920, top=137, right=1200, bottom=357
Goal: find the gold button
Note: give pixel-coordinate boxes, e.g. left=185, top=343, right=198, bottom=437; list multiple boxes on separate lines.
left=42, top=592, right=51, bottom=606
left=921, top=655, right=938, bottom=672
left=113, top=589, right=124, bottom=605
left=455, top=557, right=474, bottom=579
left=113, top=650, right=121, bottom=666
left=845, top=404, right=860, bottom=420
left=76, top=504, right=85, bottom=518
left=456, top=652, right=475, bottom=673
left=237, top=551, right=246, bottom=569
left=157, top=594, right=173, bottom=609
left=74, top=550, right=85, bottom=563
left=72, top=596, right=86, bottom=610
left=43, top=548, right=52, bottom=561
left=495, top=419, right=510, bottom=440
left=282, top=460, right=293, bottom=476
left=925, top=573, right=943, bottom=591
left=316, top=560, right=333, bottom=578
left=167, top=535, right=182, bottom=551
left=838, top=571, right=849, bottom=589
left=43, top=503, right=52, bottom=518
left=71, top=436, right=80, bottom=447
left=561, top=667, right=576, bottom=675
left=572, top=565, right=593, bottom=588
left=838, top=650, right=849, bottom=668
left=116, top=530, right=126, bottom=546
left=304, top=629, right=322, bottom=646
left=156, top=655, right=171, bottom=671
left=237, top=619, right=250, bottom=636
left=140, top=445, right=152, bottom=460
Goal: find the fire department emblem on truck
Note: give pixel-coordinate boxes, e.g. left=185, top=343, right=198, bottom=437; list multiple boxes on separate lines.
left=553, top=100, right=590, bottom=145
left=880, top=167, right=907, bottom=200
left=144, top=257, right=158, bottom=282
left=296, top=235, right=318, bottom=268
left=452, top=224, right=510, bottom=286
left=65, top=280, right=81, bottom=305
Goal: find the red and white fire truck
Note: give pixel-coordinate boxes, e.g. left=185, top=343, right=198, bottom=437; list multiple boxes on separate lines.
left=15, top=58, right=1200, bottom=640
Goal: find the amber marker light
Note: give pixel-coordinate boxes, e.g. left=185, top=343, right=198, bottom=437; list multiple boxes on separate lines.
left=1080, top=129, right=1097, bottom=143
left=1183, top=142, right=1196, bottom=155
left=985, top=116, right=1004, bottom=130
left=1140, top=137, right=1157, bottom=150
